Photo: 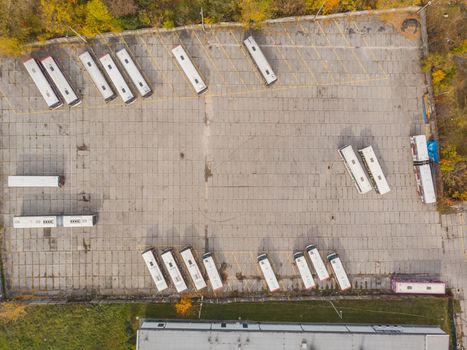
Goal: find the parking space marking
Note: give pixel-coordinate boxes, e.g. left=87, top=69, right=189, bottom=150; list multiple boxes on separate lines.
left=228, top=29, right=264, bottom=83
left=314, top=20, right=350, bottom=75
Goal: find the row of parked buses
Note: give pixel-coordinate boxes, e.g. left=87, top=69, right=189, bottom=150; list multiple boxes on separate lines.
left=258, top=246, right=351, bottom=293
left=338, top=145, right=391, bottom=195
left=142, top=247, right=223, bottom=293
left=24, top=35, right=276, bottom=109
left=8, top=175, right=96, bottom=228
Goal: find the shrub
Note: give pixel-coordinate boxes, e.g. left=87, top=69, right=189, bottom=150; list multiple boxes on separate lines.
left=238, top=0, right=272, bottom=28
left=175, top=297, right=193, bottom=316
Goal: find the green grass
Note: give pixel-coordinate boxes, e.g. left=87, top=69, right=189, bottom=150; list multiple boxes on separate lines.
left=0, top=298, right=453, bottom=350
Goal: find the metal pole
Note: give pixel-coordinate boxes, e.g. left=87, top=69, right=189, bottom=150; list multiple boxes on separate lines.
left=328, top=300, right=343, bottom=319
left=417, top=0, right=433, bottom=14
left=200, top=8, right=205, bottom=30
left=198, top=295, right=204, bottom=319
left=314, top=0, right=327, bottom=21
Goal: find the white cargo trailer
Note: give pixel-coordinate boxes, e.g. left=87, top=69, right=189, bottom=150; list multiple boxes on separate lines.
left=13, top=216, right=58, bottom=228
left=171, top=45, right=207, bottom=94
left=180, top=247, right=206, bottom=291
left=257, top=253, right=280, bottom=292
left=305, top=244, right=329, bottom=281
left=410, top=135, right=429, bottom=163
left=327, top=252, right=351, bottom=291
left=243, top=35, right=277, bottom=85
left=40, top=56, right=81, bottom=107
left=293, top=252, right=316, bottom=290
left=99, top=53, right=136, bottom=104
left=115, top=48, right=152, bottom=98
left=338, top=145, right=372, bottom=194
left=202, top=252, right=223, bottom=291
left=160, top=249, right=188, bottom=293
left=23, top=58, right=63, bottom=109
left=61, top=215, right=96, bottom=227
left=391, top=277, right=445, bottom=295
left=358, top=146, right=391, bottom=195
left=79, top=51, right=116, bottom=102
left=142, top=248, right=169, bottom=292
left=8, top=176, right=64, bottom=188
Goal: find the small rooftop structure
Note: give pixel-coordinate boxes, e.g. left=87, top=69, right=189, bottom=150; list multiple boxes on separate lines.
left=136, top=320, right=449, bottom=350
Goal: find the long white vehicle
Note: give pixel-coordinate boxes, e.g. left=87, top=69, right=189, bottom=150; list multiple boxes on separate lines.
left=180, top=246, right=206, bottom=291
left=160, top=249, right=188, bottom=293
left=40, top=56, right=81, bottom=107
left=23, top=58, right=63, bottom=109
left=338, top=145, right=372, bottom=194
left=305, top=244, right=329, bottom=281
left=413, top=163, right=436, bottom=203
left=142, top=248, right=169, bottom=292
left=410, top=135, right=429, bottom=163
left=99, top=53, right=136, bottom=105
left=358, top=146, right=391, bottom=195
left=115, top=48, right=152, bottom=98
left=13, top=216, right=58, bottom=228
left=202, top=252, right=223, bottom=291
left=61, top=215, right=97, bottom=227
left=257, top=253, right=280, bottom=292
left=293, top=252, right=316, bottom=290
left=171, top=45, right=207, bottom=94
left=243, top=35, right=277, bottom=85
left=8, top=176, right=64, bottom=188
left=327, top=252, right=351, bottom=291
left=79, top=51, right=116, bottom=102
left=391, top=277, right=445, bottom=295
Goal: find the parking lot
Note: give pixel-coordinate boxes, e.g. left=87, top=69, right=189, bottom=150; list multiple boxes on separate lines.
left=0, top=9, right=454, bottom=298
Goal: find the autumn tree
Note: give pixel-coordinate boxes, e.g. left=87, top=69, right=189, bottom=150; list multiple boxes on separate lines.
left=175, top=297, right=193, bottom=316
left=238, top=0, right=272, bottom=28
left=79, top=0, right=121, bottom=37
left=39, top=0, right=77, bottom=39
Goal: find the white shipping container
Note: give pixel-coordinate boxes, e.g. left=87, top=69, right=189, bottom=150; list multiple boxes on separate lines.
left=243, top=35, right=277, bottom=85
left=293, top=252, right=316, bottom=290
left=202, top=252, right=223, bottom=291
left=61, top=215, right=96, bottom=227
left=40, top=56, right=81, bottom=107
left=180, top=247, right=206, bottom=291
left=142, top=248, right=169, bottom=292
left=99, top=53, right=136, bottom=104
left=338, top=145, right=372, bottom=194
left=115, top=48, right=152, bottom=98
left=79, top=51, right=116, bottom=102
left=23, top=58, right=62, bottom=109
left=305, top=245, right=329, bottom=281
left=13, top=216, right=58, bottom=228
left=171, top=45, right=207, bottom=94
left=8, top=176, right=64, bottom=188
left=327, top=252, right=351, bottom=291
left=161, top=249, right=188, bottom=293
left=257, top=253, right=280, bottom=292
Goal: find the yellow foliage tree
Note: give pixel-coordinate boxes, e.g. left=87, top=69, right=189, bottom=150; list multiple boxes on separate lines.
left=239, top=0, right=272, bottom=28
left=175, top=297, right=193, bottom=316
left=0, top=37, right=25, bottom=56
left=323, top=0, right=339, bottom=14
left=431, top=69, right=446, bottom=87
left=80, top=0, right=121, bottom=37
left=39, top=0, right=76, bottom=39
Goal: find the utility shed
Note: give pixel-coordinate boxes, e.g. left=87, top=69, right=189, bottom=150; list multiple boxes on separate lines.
left=136, top=320, right=449, bottom=350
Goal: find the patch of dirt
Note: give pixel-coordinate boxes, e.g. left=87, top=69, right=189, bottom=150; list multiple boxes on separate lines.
left=379, top=12, right=421, bottom=41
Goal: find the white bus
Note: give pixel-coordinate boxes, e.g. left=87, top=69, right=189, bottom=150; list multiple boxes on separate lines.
left=8, top=176, right=64, bottom=188
left=257, top=253, right=280, bottom=292
left=293, top=252, right=316, bottom=290
left=338, top=145, right=372, bottom=194
left=180, top=246, right=206, bottom=291
left=358, top=146, right=391, bottom=195
left=410, top=135, right=429, bottom=163
left=413, top=164, right=436, bottom=203
left=243, top=35, right=277, bottom=85
left=23, top=58, right=63, bottom=110
left=99, top=53, right=136, bottom=105
left=327, top=252, right=351, bottom=291
left=391, top=278, right=445, bottom=295
left=13, top=216, right=58, bottom=228
left=79, top=51, right=116, bottom=103
left=160, top=249, right=188, bottom=293
left=305, top=245, right=329, bottom=281
left=40, top=56, right=81, bottom=107
left=115, top=48, right=152, bottom=98
left=202, top=252, right=223, bottom=291
left=142, top=248, right=169, bottom=292
left=61, top=215, right=97, bottom=227
left=171, top=45, right=207, bottom=95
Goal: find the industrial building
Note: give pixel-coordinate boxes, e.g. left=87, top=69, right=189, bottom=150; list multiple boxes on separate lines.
left=136, top=320, right=449, bottom=350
